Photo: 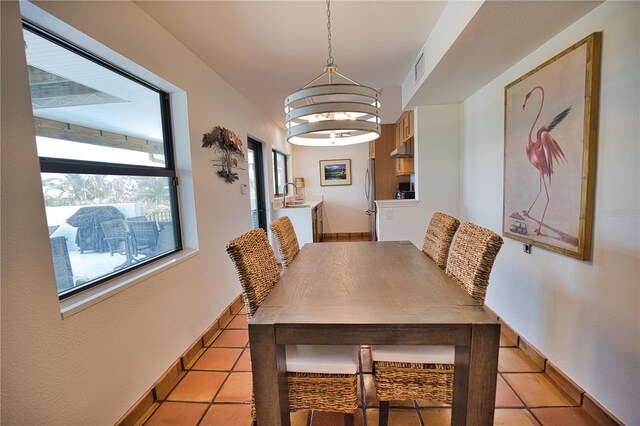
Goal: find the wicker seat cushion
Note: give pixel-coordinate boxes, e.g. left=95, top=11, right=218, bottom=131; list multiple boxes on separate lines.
left=270, top=216, right=300, bottom=269
left=371, top=345, right=454, bottom=365
left=446, top=222, right=504, bottom=304
left=228, top=228, right=358, bottom=418
left=372, top=223, right=504, bottom=415
left=286, top=345, right=359, bottom=374
left=422, top=212, right=460, bottom=269
left=226, top=228, right=281, bottom=318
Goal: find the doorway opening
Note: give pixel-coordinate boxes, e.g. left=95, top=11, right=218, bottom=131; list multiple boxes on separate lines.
left=248, top=138, right=267, bottom=230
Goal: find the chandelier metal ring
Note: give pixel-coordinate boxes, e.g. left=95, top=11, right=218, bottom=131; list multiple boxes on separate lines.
left=285, top=102, right=379, bottom=123
left=284, top=0, right=381, bottom=146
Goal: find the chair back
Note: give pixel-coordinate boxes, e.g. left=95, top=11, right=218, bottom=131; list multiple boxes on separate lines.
left=50, top=236, right=74, bottom=292
left=270, top=216, right=300, bottom=269
left=100, top=218, right=128, bottom=255
left=226, top=228, right=281, bottom=318
left=127, top=220, right=160, bottom=256
left=422, top=212, right=460, bottom=269
left=446, top=222, right=503, bottom=304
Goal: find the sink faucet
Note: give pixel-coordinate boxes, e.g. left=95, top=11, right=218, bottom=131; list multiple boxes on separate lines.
left=282, top=182, right=298, bottom=207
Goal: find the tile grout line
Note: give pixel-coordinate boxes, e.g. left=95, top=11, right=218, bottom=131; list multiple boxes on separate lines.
left=143, top=305, right=249, bottom=425
left=133, top=292, right=616, bottom=425
left=194, top=313, right=249, bottom=426
left=499, top=368, right=584, bottom=426
left=527, top=407, right=544, bottom=426
left=498, top=371, right=528, bottom=409
left=414, top=400, right=426, bottom=426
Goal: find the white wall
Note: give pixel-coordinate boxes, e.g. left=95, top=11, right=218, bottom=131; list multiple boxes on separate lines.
left=292, top=144, right=369, bottom=233
left=461, top=2, right=639, bottom=423
left=1, top=1, right=288, bottom=424
left=377, top=105, right=461, bottom=245
left=402, top=1, right=483, bottom=109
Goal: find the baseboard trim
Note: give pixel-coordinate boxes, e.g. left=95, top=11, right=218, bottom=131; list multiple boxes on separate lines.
left=115, top=294, right=244, bottom=426
left=485, top=306, right=624, bottom=425
left=116, top=296, right=622, bottom=425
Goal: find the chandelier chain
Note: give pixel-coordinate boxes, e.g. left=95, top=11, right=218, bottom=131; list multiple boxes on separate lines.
left=326, top=0, right=334, bottom=66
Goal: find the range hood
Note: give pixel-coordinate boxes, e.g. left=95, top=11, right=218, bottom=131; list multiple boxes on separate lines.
left=390, top=140, right=414, bottom=158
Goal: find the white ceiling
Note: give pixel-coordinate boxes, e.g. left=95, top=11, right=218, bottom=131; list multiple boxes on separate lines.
left=406, top=0, right=602, bottom=107
left=135, top=1, right=446, bottom=125
left=26, top=1, right=602, bottom=142
left=136, top=0, right=601, bottom=127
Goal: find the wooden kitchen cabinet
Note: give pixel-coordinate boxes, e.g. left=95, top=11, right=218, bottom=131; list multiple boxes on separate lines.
left=394, top=110, right=415, bottom=176
left=374, top=124, right=397, bottom=200
left=312, top=203, right=323, bottom=242
left=273, top=201, right=323, bottom=250
left=404, top=110, right=414, bottom=140
left=395, top=110, right=414, bottom=145
left=396, top=158, right=414, bottom=176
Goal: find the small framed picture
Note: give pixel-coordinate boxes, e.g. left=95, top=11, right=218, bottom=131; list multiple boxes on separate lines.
left=320, top=159, right=351, bottom=186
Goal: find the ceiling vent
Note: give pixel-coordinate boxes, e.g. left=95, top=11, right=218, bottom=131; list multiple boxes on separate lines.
left=414, top=51, right=425, bottom=84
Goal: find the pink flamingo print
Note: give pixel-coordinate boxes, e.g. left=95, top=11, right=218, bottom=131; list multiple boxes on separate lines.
left=522, top=85, right=570, bottom=235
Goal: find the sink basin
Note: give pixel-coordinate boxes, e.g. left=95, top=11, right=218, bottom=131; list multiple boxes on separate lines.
left=284, top=204, right=309, bottom=208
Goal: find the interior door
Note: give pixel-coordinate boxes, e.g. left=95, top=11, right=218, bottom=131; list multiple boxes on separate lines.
left=248, top=138, right=267, bottom=230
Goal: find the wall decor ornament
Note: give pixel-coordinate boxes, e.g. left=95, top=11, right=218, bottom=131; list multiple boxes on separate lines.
left=202, top=126, right=245, bottom=183
left=503, top=32, right=601, bottom=260
left=319, top=159, right=351, bottom=186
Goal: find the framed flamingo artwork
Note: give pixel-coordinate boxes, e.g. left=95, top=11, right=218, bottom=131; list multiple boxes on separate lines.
left=503, top=32, right=601, bottom=260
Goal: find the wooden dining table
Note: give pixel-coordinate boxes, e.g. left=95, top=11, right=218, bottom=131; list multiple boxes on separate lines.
left=249, top=241, right=500, bottom=425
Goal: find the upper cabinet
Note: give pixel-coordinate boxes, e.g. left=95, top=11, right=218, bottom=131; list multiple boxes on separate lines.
left=396, top=158, right=414, bottom=176
left=373, top=124, right=397, bottom=200
left=396, top=110, right=414, bottom=147
left=393, top=110, right=415, bottom=176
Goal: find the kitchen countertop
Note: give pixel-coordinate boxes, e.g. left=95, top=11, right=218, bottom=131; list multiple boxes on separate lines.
left=273, top=199, right=322, bottom=210
left=375, top=199, right=420, bottom=208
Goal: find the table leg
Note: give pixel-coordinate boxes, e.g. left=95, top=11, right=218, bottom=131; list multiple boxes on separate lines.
left=452, top=343, right=470, bottom=425
left=249, top=323, right=290, bottom=425
left=451, top=324, right=500, bottom=425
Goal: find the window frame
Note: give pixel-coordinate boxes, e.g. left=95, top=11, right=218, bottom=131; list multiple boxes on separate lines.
left=272, top=149, right=288, bottom=197
left=24, top=21, right=183, bottom=300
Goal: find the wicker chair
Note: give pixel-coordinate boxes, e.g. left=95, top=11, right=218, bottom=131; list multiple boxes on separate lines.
left=269, top=216, right=300, bottom=269
left=127, top=220, right=159, bottom=258
left=226, top=228, right=358, bottom=424
left=372, top=222, right=503, bottom=425
left=100, top=219, right=128, bottom=256
left=421, top=212, right=460, bottom=269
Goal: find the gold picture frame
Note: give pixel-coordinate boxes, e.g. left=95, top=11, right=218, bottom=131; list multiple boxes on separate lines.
left=503, top=32, right=601, bottom=260
left=320, top=159, right=352, bottom=186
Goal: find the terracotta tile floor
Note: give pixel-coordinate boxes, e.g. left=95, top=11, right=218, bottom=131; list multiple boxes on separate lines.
left=143, top=302, right=600, bottom=425
left=143, top=235, right=599, bottom=425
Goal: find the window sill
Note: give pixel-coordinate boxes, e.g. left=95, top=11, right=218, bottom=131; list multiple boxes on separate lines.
left=59, top=249, right=199, bottom=319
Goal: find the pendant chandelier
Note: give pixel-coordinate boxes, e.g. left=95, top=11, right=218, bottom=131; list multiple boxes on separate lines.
left=285, top=0, right=381, bottom=146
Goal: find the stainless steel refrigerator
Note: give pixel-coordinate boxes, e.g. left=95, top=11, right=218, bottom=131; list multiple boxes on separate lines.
left=365, top=158, right=377, bottom=241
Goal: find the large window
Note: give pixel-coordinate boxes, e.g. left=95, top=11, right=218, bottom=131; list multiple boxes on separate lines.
left=273, top=150, right=288, bottom=196
left=24, top=23, right=182, bottom=298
